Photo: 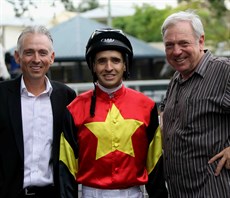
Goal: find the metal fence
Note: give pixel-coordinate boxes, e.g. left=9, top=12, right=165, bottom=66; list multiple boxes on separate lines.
left=67, top=79, right=170, bottom=107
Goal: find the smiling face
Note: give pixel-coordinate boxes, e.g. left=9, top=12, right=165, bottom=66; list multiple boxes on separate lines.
left=163, top=21, right=205, bottom=79
left=14, top=33, right=54, bottom=83
left=93, top=50, right=126, bottom=89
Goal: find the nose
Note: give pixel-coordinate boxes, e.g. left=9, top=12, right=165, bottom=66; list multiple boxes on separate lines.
left=105, top=60, right=113, bottom=70
left=172, top=45, right=182, bottom=56
left=33, top=52, right=41, bottom=63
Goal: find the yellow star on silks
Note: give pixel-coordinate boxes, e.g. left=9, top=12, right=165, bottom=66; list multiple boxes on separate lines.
left=85, top=104, right=143, bottom=160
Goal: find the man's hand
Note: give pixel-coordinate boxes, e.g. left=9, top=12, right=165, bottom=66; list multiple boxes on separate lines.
left=208, top=146, right=230, bottom=176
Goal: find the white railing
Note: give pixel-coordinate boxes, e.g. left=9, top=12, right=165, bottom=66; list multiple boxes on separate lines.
left=66, top=79, right=170, bottom=105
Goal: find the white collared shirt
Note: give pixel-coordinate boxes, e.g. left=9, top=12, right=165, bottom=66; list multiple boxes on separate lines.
left=97, top=82, right=123, bottom=97
left=21, top=76, right=54, bottom=188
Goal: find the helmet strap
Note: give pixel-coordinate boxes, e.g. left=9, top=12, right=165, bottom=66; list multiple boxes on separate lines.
left=124, top=54, right=130, bottom=79
left=90, top=82, right=97, bottom=117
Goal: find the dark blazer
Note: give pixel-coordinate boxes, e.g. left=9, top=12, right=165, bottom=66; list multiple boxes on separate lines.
left=0, top=75, right=76, bottom=198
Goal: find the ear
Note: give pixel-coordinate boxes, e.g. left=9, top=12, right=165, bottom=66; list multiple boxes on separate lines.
left=199, top=35, right=205, bottom=51
left=14, top=50, right=20, bottom=64
left=50, top=51, right=55, bottom=64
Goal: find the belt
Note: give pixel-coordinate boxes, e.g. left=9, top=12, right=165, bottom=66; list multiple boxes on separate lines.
left=21, top=185, right=55, bottom=196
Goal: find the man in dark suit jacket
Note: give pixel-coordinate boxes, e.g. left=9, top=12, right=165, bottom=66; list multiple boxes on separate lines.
left=0, top=26, right=76, bottom=198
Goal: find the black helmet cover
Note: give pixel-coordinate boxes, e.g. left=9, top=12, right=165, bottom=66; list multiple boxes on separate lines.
left=85, top=28, right=133, bottom=80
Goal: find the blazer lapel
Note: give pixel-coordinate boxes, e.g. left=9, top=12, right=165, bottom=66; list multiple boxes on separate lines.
left=50, top=83, right=61, bottom=156
left=50, top=86, right=59, bottom=139
left=8, top=76, right=24, bottom=159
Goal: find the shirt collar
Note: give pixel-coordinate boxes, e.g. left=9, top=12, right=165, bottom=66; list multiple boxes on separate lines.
left=20, top=76, right=53, bottom=96
left=97, top=82, right=123, bottom=95
left=194, top=50, right=212, bottom=77
left=174, top=50, right=212, bottom=83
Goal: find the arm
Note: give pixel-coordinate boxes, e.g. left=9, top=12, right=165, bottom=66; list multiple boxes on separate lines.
left=159, top=79, right=171, bottom=131
left=145, top=105, right=168, bottom=198
left=59, top=109, right=79, bottom=198
left=208, top=72, right=230, bottom=175
left=146, top=156, right=168, bottom=198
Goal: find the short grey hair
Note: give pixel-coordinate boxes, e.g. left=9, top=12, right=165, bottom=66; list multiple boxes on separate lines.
left=161, top=10, right=204, bottom=40
left=16, top=25, right=54, bottom=55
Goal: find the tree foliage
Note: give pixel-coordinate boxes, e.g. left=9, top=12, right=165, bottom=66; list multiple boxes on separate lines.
left=76, top=0, right=99, bottom=12
left=178, top=0, right=227, bottom=16
left=112, top=0, right=229, bottom=50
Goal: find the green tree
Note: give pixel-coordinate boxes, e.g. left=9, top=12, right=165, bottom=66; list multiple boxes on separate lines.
left=77, top=0, right=99, bottom=12
left=112, top=1, right=229, bottom=50
left=113, top=5, right=168, bottom=42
